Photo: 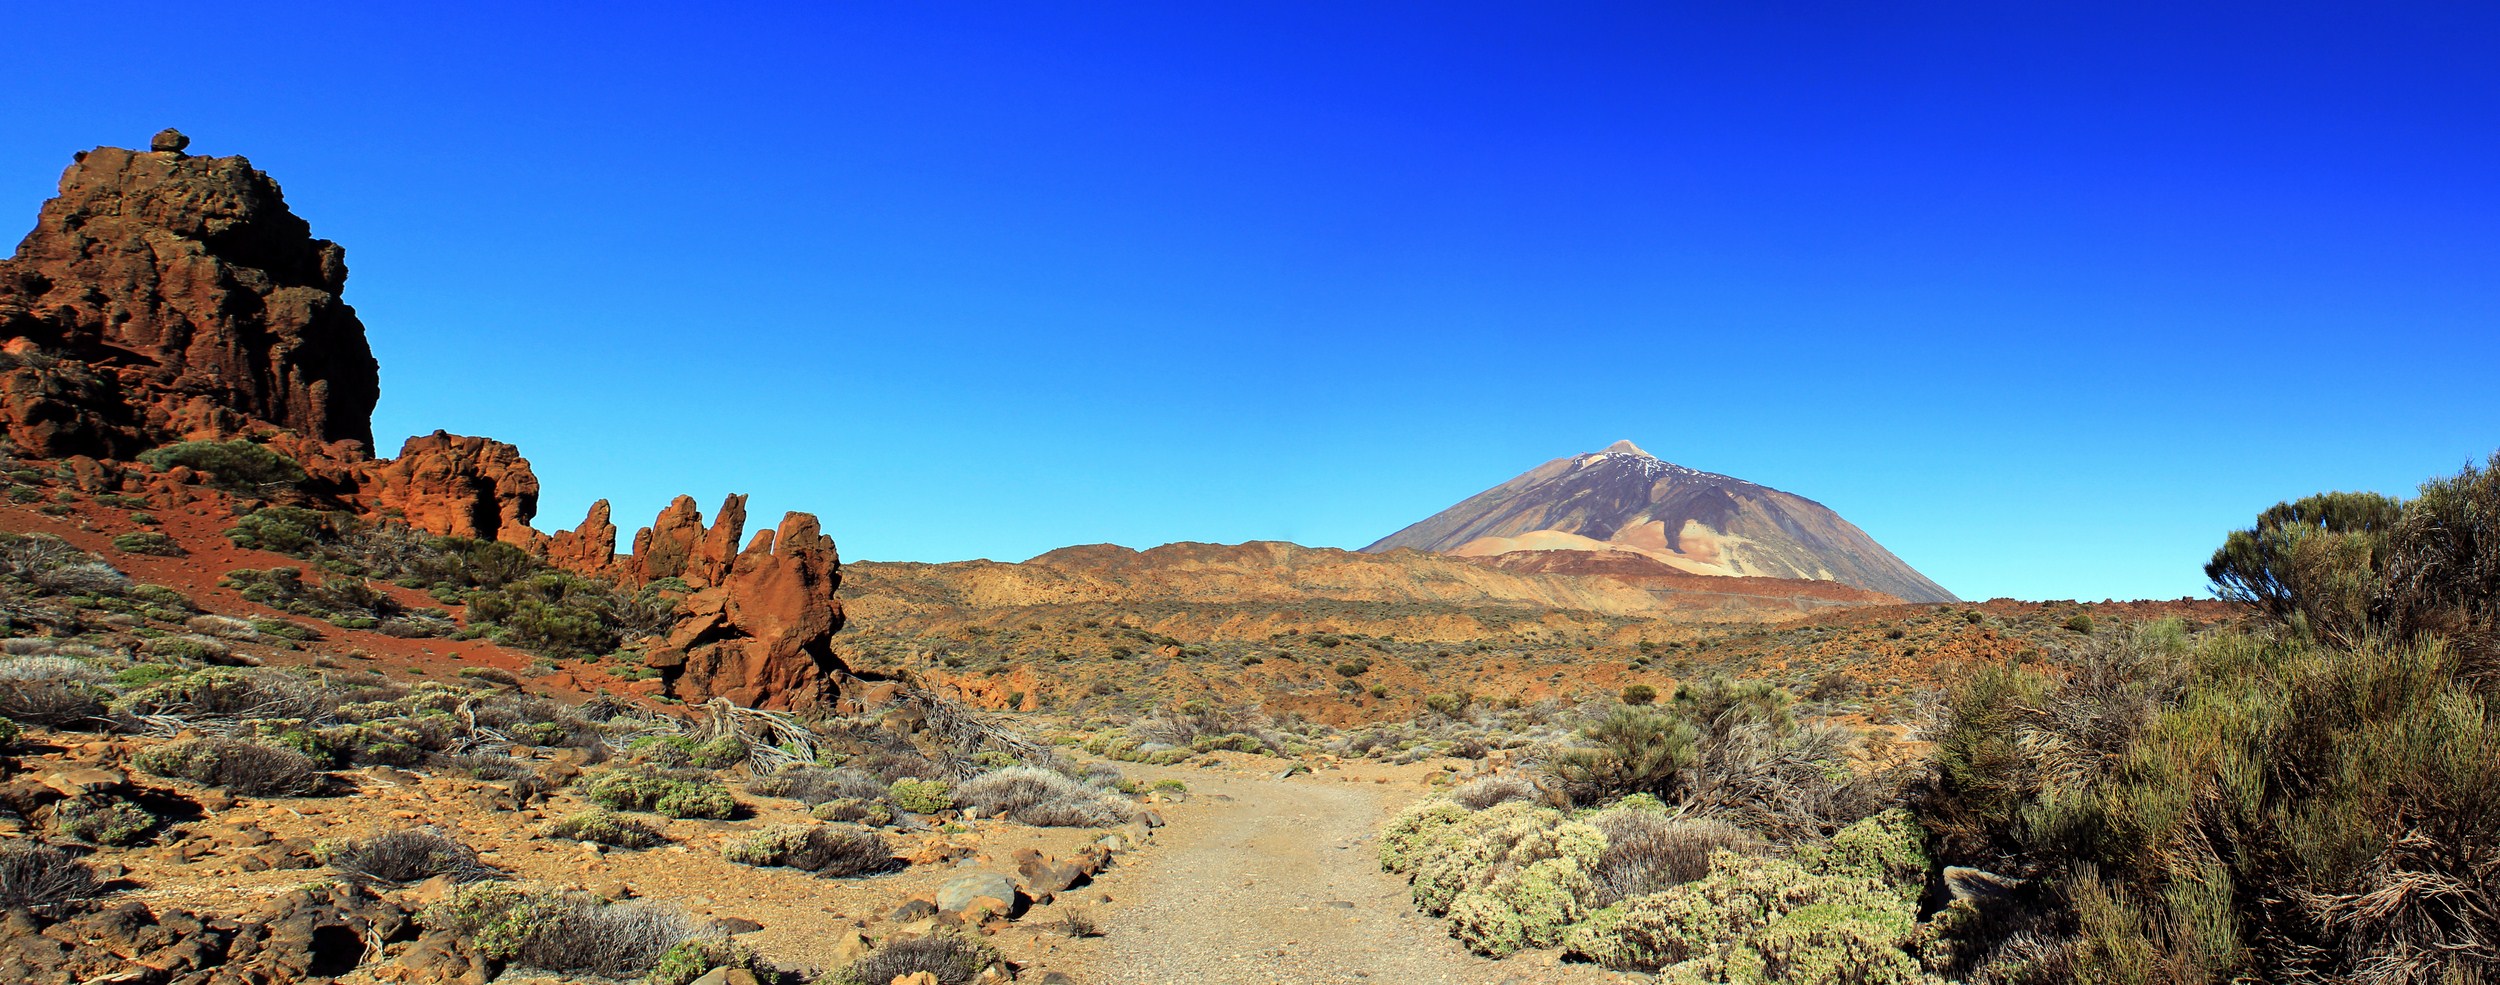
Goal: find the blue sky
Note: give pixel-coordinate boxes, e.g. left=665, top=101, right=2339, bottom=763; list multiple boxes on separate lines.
left=3, top=3, right=2496, bottom=601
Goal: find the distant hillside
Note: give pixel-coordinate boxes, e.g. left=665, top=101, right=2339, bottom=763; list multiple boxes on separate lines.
left=1363, top=441, right=1957, bottom=603
left=841, top=539, right=1891, bottom=644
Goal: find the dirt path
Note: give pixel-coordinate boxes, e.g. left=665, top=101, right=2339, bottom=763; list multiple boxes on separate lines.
left=1048, top=769, right=1613, bottom=985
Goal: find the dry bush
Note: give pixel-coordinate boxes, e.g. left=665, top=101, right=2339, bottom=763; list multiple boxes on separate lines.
left=748, top=764, right=887, bottom=805
left=0, top=655, right=109, bottom=683
left=954, top=766, right=1136, bottom=827
left=513, top=898, right=703, bottom=976
left=133, top=736, right=325, bottom=796
left=322, top=826, right=490, bottom=884
left=1586, top=809, right=1759, bottom=906
left=1448, top=775, right=1539, bottom=811
left=0, top=841, right=102, bottom=910
left=0, top=678, right=107, bottom=727
left=835, top=933, right=1002, bottom=985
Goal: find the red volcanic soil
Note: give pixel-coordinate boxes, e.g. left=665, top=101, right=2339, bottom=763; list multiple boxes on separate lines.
left=0, top=478, right=649, bottom=702
left=1461, top=549, right=1902, bottom=605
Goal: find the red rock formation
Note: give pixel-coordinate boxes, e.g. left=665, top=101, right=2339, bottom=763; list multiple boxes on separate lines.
left=629, top=495, right=705, bottom=583
left=547, top=499, right=622, bottom=577
left=645, top=511, right=850, bottom=709
left=353, top=431, right=544, bottom=547
left=0, top=134, right=379, bottom=457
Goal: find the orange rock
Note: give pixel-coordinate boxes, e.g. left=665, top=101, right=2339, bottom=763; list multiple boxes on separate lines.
left=650, top=511, right=854, bottom=709
left=548, top=499, right=622, bottom=578
left=0, top=140, right=379, bottom=458
left=353, top=431, right=544, bottom=547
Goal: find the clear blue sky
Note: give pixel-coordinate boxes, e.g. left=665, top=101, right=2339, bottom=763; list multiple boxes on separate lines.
left=4, top=3, right=2496, bottom=601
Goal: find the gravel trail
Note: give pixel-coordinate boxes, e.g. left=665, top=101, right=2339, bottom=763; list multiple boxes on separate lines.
left=1062, top=770, right=1611, bottom=985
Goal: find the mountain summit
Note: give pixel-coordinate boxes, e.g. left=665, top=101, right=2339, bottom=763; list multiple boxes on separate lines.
left=1363, top=442, right=1956, bottom=603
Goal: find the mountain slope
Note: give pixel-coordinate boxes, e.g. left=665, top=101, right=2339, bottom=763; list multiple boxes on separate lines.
left=1363, top=441, right=1956, bottom=603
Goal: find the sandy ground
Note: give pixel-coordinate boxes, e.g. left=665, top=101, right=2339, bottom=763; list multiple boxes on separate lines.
left=1030, top=763, right=1625, bottom=985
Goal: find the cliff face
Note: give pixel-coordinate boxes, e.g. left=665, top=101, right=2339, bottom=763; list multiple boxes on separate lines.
left=1365, top=440, right=1958, bottom=603
left=0, top=131, right=378, bottom=457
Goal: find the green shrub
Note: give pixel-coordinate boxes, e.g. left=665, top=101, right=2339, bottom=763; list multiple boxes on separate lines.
left=139, top=440, right=307, bottom=490
left=1620, top=683, right=1657, bottom=705
left=48, top=797, right=158, bottom=846
left=888, top=777, right=954, bottom=814
left=1561, top=812, right=1929, bottom=977
left=419, top=882, right=698, bottom=975
left=2062, top=613, right=2094, bottom=634
left=0, top=715, right=16, bottom=747
left=223, top=506, right=340, bottom=555
left=110, top=531, right=183, bottom=557
left=581, top=767, right=738, bottom=819
left=1549, top=706, right=1697, bottom=805
left=646, top=939, right=781, bottom=985
left=721, top=824, right=899, bottom=876
left=545, top=810, right=667, bottom=849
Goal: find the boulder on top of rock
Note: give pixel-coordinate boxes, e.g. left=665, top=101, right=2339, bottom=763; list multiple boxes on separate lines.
left=0, top=135, right=380, bottom=458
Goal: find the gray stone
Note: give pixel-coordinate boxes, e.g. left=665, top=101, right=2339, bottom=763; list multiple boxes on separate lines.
left=937, top=871, right=1019, bottom=914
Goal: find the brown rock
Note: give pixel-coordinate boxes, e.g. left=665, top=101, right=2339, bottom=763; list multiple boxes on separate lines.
left=0, top=139, right=380, bottom=458
left=37, top=767, right=126, bottom=799
left=150, top=129, right=190, bottom=154
left=547, top=498, right=621, bottom=577
left=353, top=431, right=544, bottom=546
left=631, top=494, right=706, bottom=582
left=653, top=511, right=856, bottom=709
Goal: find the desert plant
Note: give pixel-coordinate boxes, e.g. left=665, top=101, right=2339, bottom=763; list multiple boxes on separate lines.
left=110, top=531, right=183, bottom=556
left=748, top=764, right=887, bottom=805
left=834, top=933, right=1003, bottom=985
left=646, top=938, right=783, bottom=985
left=1585, top=808, right=1756, bottom=905
left=1447, top=775, right=1539, bottom=811
left=138, top=440, right=307, bottom=490
left=319, top=826, right=490, bottom=883
left=888, top=777, right=954, bottom=814
left=1547, top=706, right=1696, bottom=805
left=1620, top=683, right=1658, bottom=705
left=953, top=766, right=1135, bottom=827
left=581, top=766, right=738, bottom=819
left=46, top=797, right=159, bottom=847
left=0, top=840, right=102, bottom=910
left=545, top=810, right=668, bottom=849
left=421, top=881, right=700, bottom=976
left=133, top=736, right=325, bottom=796
left=721, top=824, right=900, bottom=876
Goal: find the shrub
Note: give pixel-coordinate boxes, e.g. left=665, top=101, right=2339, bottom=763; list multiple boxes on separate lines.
left=834, top=933, right=1003, bottom=985
left=1620, top=683, right=1658, bottom=705
left=646, top=939, right=782, bottom=985
left=1586, top=808, right=1756, bottom=905
left=0, top=714, right=17, bottom=747
left=748, top=765, right=886, bottom=805
left=1447, top=775, right=1538, bottom=811
left=545, top=810, right=668, bottom=849
left=1548, top=706, right=1696, bottom=805
left=1561, top=812, right=1929, bottom=976
left=888, top=777, right=954, bottom=814
left=581, top=766, right=739, bottom=819
left=138, top=440, right=307, bottom=490
left=419, top=882, right=698, bottom=976
left=223, top=506, right=337, bottom=554
left=2063, top=613, right=2095, bottom=634
left=133, top=736, right=324, bottom=796
left=0, top=678, right=107, bottom=727
left=110, top=531, right=183, bottom=557
left=0, top=841, right=101, bottom=909
left=810, top=799, right=895, bottom=825
left=953, top=766, right=1135, bottom=827
left=721, top=824, right=900, bottom=876
left=47, top=798, right=158, bottom=847
left=319, top=826, right=489, bottom=883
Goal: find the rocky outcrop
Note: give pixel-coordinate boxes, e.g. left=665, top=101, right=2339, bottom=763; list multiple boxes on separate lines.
left=352, top=431, right=544, bottom=547
left=547, top=498, right=622, bottom=578
left=644, top=511, right=850, bottom=709
left=0, top=133, right=380, bottom=458
left=0, top=880, right=424, bottom=985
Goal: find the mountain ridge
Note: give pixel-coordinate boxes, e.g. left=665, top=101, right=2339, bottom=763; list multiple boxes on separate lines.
left=1364, top=441, right=1956, bottom=603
